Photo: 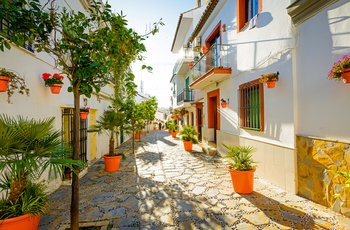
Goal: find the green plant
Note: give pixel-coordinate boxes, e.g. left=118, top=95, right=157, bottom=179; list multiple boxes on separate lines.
left=328, top=170, right=350, bottom=198
left=167, top=119, right=178, bottom=132
left=179, top=125, right=199, bottom=143
left=260, top=72, right=279, bottom=83
left=42, top=73, right=64, bottom=87
left=221, top=98, right=227, bottom=103
left=0, top=114, right=84, bottom=220
left=0, top=67, right=29, bottom=103
left=222, top=144, right=257, bottom=171
left=88, top=110, right=125, bottom=158
left=80, top=107, right=90, bottom=112
left=328, top=55, right=350, bottom=81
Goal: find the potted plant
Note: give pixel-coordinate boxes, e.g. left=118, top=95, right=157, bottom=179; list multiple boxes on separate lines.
left=88, top=110, right=125, bottom=172
left=0, top=115, right=83, bottom=229
left=79, top=107, right=90, bottom=120
left=179, top=125, right=199, bottom=151
left=222, top=144, right=257, bottom=194
left=260, top=72, right=279, bottom=88
left=167, top=120, right=178, bottom=138
left=0, top=68, right=29, bottom=103
left=221, top=98, right=227, bottom=108
left=328, top=55, right=350, bottom=83
left=42, top=72, right=64, bottom=94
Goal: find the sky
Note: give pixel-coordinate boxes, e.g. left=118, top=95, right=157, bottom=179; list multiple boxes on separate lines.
left=107, top=1, right=194, bottom=109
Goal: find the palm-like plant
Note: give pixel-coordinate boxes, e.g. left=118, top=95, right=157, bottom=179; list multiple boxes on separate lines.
left=88, top=110, right=125, bottom=158
left=0, top=114, right=84, bottom=219
left=167, top=120, right=178, bottom=132
left=179, top=125, right=199, bottom=143
left=222, top=144, right=257, bottom=171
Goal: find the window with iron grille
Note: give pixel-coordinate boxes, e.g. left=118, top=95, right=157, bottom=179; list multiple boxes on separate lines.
left=0, top=8, right=34, bottom=52
left=238, top=79, right=264, bottom=131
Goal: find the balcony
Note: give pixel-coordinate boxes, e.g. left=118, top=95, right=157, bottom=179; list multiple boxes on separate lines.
left=190, top=44, right=232, bottom=89
left=177, top=88, right=194, bottom=106
left=172, top=47, right=195, bottom=75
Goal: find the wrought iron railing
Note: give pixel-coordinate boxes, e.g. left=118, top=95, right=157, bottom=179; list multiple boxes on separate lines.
left=177, top=88, right=194, bottom=105
left=191, top=44, right=231, bottom=81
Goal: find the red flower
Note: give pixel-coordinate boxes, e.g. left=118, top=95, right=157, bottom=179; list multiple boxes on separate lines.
left=53, top=73, right=64, bottom=80
left=42, top=73, right=51, bottom=80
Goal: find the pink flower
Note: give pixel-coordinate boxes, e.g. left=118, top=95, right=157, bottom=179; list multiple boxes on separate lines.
left=42, top=73, right=51, bottom=80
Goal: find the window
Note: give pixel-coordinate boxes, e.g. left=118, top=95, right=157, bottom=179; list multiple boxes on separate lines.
left=0, top=5, right=34, bottom=52
left=239, top=79, right=264, bottom=131
left=237, top=0, right=262, bottom=31
left=197, top=0, right=203, bottom=7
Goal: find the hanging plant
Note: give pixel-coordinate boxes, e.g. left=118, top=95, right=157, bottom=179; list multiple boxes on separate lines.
left=328, top=55, right=350, bottom=83
left=0, top=68, right=29, bottom=103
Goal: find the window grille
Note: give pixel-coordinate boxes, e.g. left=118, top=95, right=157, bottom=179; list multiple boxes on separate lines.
left=238, top=79, right=264, bottom=131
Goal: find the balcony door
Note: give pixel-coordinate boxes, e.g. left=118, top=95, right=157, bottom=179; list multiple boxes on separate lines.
left=185, top=77, right=190, bottom=100
left=210, top=35, right=221, bottom=68
left=204, top=22, right=222, bottom=71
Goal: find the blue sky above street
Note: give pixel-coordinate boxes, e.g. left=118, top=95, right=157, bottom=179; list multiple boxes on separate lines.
left=107, top=1, right=194, bottom=108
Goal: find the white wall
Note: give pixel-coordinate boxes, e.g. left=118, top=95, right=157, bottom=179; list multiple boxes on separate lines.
left=295, top=0, right=350, bottom=143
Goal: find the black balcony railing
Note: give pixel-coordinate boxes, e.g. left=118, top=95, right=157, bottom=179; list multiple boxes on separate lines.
left=177, top=88, right=194, bottom=105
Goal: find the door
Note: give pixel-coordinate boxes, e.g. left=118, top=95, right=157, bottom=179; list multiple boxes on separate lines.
left=196, top=104, right=203, bottom=141
left=185, top=77, right=190, bottom=101
left=89, top=109, right=97, bottom=161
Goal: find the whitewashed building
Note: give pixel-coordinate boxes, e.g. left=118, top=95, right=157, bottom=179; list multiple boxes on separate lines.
left=0, top=0, right=114, bottom=191
left=171, top=0, right=350, bottom=216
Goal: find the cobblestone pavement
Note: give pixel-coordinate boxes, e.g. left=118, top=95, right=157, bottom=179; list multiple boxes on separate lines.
left=39, top=130, right=350, bottom=230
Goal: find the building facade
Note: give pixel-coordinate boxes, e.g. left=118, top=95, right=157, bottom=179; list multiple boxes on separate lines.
left=171, top=0, right=350, bottom=216
left=0, top=0, right=114, bottom=192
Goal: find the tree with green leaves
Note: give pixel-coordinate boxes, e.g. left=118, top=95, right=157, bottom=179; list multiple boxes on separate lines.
left=0, top=1, right=163, bottom=228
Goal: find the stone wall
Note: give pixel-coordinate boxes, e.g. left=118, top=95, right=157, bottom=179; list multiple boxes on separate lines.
left=297, top=135, right=350, bottom=217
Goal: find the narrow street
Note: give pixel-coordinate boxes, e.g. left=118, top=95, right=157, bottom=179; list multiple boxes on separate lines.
left=39, top=130, right=350, bottom=230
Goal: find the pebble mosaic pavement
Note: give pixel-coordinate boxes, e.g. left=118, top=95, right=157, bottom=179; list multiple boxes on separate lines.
left=39, top=130, right=350, bottom=230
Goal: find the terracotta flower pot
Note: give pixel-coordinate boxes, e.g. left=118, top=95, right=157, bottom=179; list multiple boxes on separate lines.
left=183, top=140, right=193, bottom=151
left=171, top=131, right=177, bottom=138
left=228, top=168, right=256, bottom=194
left=134, top=133, right=140, bottom=140
left=221, top=102, right=227, bottom=108
left=341, top=68, right=350, bottom=83
left=103, top=154, right=122, bottom=172
left=0, top=213, right=40, bottom=230
left=80, top=111, right=89, bottom=120
left=0, top=76, right=10, bottom=92
left=265, top=78, right=277, bottom=88
left=49, top=83, right=62, bottom=94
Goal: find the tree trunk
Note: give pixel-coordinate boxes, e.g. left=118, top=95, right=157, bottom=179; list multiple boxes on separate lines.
left=109, top=137, right=114, bottom=155
left=71, top=84, right=80, bottom=230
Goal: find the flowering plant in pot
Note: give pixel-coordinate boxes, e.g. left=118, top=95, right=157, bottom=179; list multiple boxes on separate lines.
left=222, top=144, right=257, bottom=194
left=0, top=115, right=84, bottom=229
left=88, top=110, right=126, bottom=172
left=328, top=55, right=350, bottom=83
left=41, top=73, right=64, bottom=86
left=179, top=125, right=199, bottom=151
left=260, top=72, right=279, bottom=88
left=0, top=67, right=29, bottom=103
left=79, top=107, right=90, bottom=120
left=221, top=98, right=227, bottom=108
left=42, top=73, right=64, bottom=94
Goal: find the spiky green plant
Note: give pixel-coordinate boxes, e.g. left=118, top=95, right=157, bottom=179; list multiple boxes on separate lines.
left=222, top=144, right=257, bottom=171
left=0, top=114, right=85, bottom=219
left=88, top=110, right=125, bottom=158
left=179, top=125, right=199, bottom=143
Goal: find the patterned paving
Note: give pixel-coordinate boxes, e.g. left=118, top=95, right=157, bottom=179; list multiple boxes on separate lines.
left=39, top=130, right=350, bottom=230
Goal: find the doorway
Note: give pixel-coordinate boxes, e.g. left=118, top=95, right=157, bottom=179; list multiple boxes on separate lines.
left=207, top=89, right=220, bottom=144
left=196, top=103, right=203, bottom=141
